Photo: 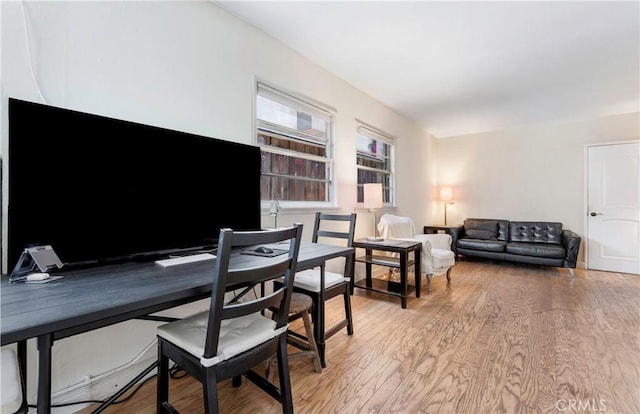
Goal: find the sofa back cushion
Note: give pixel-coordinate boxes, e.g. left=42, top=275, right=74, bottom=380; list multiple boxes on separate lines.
left=464, top=219, right=509, bottom=241
left=509, top=222, right=563, bottom=244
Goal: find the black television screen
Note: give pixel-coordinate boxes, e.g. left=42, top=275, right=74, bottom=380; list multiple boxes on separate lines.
left=6, top=98, right=261, bottom=272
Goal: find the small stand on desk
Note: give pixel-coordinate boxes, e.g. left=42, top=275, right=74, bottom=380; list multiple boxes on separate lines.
left=9, top=245, right=64, bottom=283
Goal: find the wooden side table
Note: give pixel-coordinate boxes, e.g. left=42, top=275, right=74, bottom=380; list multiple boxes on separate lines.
left=423, top=224, right=460, bottom=234
left=352, top=239, right=422, bottom=308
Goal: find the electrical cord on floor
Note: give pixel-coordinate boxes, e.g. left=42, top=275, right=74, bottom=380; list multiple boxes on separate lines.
left=169, top=363, right=188, bottom=379
left=27, top=363, right=188, bottom=409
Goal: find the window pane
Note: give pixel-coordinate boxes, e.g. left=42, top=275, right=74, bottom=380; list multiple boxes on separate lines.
left=356, top=126, right=394, bottom=204
left=257, top=83, right=333, bottom=204
left=260, top=150, right=328, bottom=201
left=257, top=95, right=327, bottom=143
left=258, top=132, right=326, bottom=157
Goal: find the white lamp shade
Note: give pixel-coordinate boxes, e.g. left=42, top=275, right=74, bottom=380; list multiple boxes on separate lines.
left=363, top=183, right=383, bottom=209
left=440, top=186, right=453, bottom=202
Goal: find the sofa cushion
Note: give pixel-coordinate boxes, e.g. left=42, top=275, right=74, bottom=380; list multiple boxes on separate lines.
left=509, top=222, right=563, bottom=244
left=457, top=238, right=506, bottom=252
left=464, top=219, right=498, bottom=240
left=506, top=242, right=566, bottom=259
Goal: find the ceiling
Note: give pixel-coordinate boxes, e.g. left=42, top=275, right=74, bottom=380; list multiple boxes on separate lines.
left=216, top=1, right=639, bottom=138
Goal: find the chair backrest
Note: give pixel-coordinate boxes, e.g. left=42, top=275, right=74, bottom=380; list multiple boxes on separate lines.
left=202, top=223, right=304, bottom=361
left=311, top=212, right=356, bottom=276
left=377, top=214, right=416, bottom=239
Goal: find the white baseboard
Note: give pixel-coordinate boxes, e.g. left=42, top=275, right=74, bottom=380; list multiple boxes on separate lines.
left=32, top=355, right=158, bottom=414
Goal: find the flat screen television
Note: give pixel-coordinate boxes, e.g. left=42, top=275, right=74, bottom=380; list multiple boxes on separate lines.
left=5, top=98, right=262, bottom=273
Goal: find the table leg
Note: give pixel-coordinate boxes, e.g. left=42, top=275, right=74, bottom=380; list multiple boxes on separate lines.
left=37, top=334, right=54, bottom=414
left=365, top=248, right=372, bottom=288
left=400, top=251, right=407, bottom=308
left=17, top=340, right=28, bottom=414
left=415, top=246, right=421, bottom=298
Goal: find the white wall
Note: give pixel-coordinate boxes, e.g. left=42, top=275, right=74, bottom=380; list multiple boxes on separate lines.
left=1, top=1, right=432, bottom=407
left=433, top=112, right=640, bottom=262
left=2, top=0, right=637, bottom=408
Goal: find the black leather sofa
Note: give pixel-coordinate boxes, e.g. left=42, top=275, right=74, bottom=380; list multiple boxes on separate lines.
left=448, top=218, right=581, bottom=275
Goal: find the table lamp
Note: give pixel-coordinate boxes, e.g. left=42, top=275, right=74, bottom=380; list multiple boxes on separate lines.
left=364, top=183, right=384, bottom=241
left=440, top=186, right=454, bottom=225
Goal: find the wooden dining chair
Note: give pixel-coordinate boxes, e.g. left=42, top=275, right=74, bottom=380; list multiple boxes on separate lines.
left=277, top=212, right=356, bottom=367
left=265, top=291, right=322, bottom=381
left=156, top=223, right=303, bottom=414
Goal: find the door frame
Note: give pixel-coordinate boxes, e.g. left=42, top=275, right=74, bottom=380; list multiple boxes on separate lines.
left=583, top=140, right=640, bottom=271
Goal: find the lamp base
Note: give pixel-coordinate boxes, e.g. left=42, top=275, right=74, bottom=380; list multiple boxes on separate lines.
left=366, top=236, right=384, bottom=242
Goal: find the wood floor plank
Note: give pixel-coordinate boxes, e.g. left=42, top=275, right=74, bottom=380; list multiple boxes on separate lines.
left=75, top=260, right=640, bottom=414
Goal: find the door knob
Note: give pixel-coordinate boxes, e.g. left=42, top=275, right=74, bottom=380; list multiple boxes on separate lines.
left=590, top=212, right=603, bottom=216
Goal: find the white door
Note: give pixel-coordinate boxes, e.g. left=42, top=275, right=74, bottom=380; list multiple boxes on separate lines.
left=587, top=142, right=640, bottom=274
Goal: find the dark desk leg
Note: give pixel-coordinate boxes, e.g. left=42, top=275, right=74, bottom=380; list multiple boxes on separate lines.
left=415, top=246, right=421, bottom=298
left=37, top=334, right=54, bottom=414
left=17, top=340, right=28, bottom=414
left=400, top=251, right=407, bottom=309
left=315, top=263, right=327, bottom=368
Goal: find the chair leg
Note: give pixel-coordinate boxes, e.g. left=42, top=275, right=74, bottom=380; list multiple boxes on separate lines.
left=311, top=295, right=326, bottom=368
left=204, top=368, right=219, bottom=414
left=276, top=335, right=294, bottom=414
left=157, top=341, right=170, bottom=414
left=266, top=354, right=277, bottom=383
left=446, top=268, right=452, bottom=283
left=426, top=274, right=432, bottom=293
left=301, top=310, right=322, bottom=373
left=343, top=288, right=354, bottom=335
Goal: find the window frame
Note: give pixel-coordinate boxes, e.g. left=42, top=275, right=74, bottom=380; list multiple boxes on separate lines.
left=255, top=81, right=336, bottom=211
left=356, top=120, right=396, bottom=207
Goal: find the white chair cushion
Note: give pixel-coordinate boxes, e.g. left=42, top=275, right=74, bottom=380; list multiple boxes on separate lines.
left=157, top=311, right=287, bottom=368
left=293, top=268, right=349, bottom=292
left=1, top=348, right=23, bottom=414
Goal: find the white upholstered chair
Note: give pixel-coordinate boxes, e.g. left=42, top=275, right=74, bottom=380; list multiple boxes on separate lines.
left=377, top=214, right=455, bottom=293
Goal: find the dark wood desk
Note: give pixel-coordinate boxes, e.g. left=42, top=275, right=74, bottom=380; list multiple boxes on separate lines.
left=0, top=242, right=353, bottom=414
left=352, top=239, right=421, bottom=308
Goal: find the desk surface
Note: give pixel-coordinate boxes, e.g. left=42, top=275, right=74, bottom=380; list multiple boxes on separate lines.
left=1, top=242, right=353, bottom=346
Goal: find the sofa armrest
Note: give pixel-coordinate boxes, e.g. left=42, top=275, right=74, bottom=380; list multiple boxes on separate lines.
left=562, top=229, right=581, bottom=268
left=446, top=225, right=465, bottom=254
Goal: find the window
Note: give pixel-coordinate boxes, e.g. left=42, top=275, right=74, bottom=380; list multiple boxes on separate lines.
left=256, top=82, right=334, bottom=205
left=356, top=122, right=395, bottom=204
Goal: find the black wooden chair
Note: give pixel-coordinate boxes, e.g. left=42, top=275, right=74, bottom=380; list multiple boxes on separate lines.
left=278, top=212, right=356, bottom=367
left=156, top=223, right=304, bottom=414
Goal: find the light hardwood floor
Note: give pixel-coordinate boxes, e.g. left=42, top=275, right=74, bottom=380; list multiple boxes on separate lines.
left=78, top=260, right=639, bottom=413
